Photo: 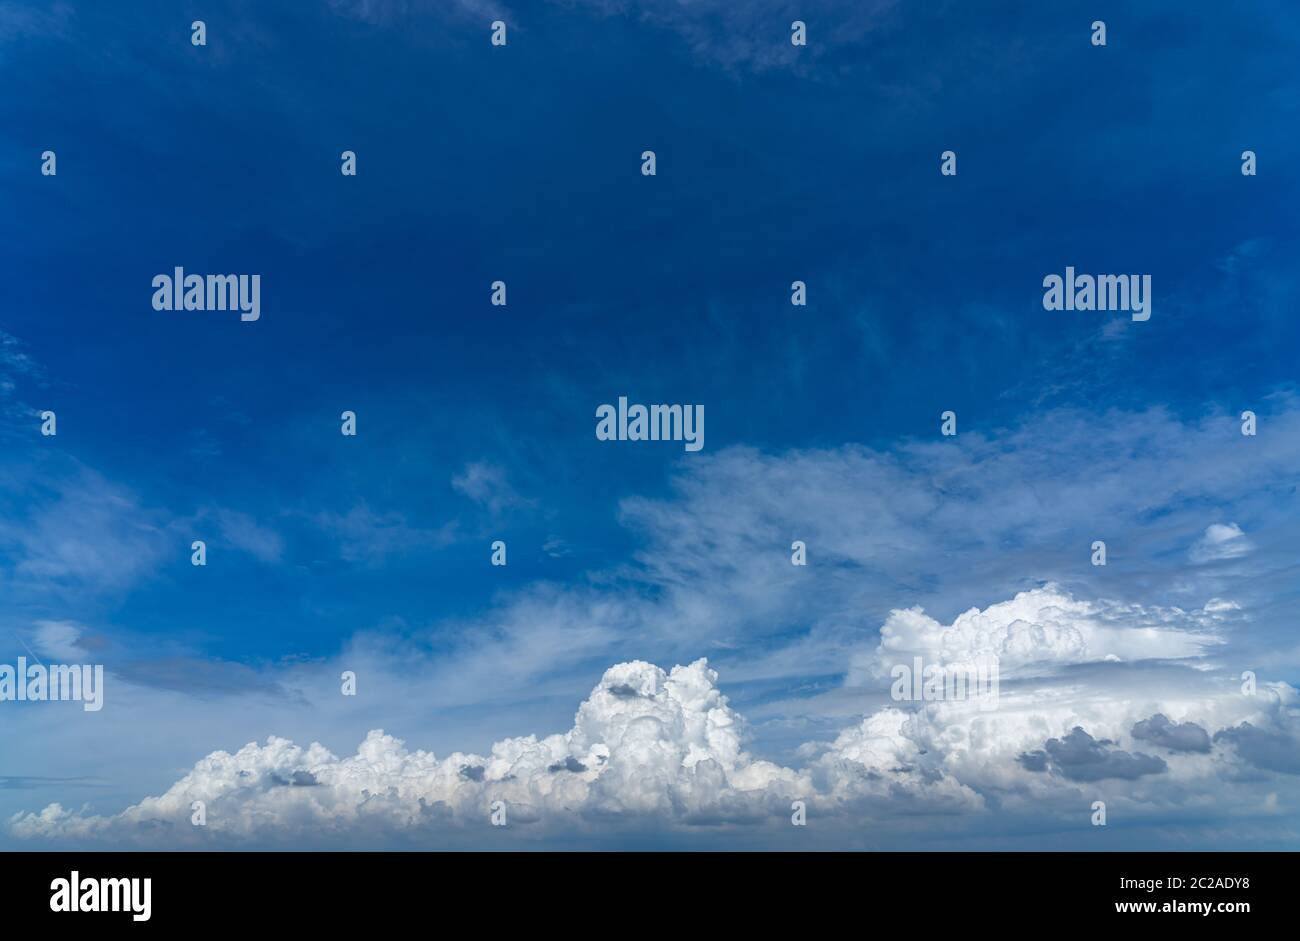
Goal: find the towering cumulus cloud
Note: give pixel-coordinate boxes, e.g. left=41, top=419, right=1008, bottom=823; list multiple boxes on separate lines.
left=11, top=586, right=1299, bottom=848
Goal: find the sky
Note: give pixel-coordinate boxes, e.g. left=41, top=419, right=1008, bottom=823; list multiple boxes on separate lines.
left=1, top=0, right=1299, bottom=850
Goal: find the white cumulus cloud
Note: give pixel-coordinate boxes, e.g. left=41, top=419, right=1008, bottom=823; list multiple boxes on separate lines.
left=1190, top=522, right=1253, bottom=564
left=848, top=584, right=1224, bottom=684
left=11, top=631, right=1299, bottom=847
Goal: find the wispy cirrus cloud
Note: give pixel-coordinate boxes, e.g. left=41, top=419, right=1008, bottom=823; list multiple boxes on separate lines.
left=565, top=0, right=897, bottom=72
left=202, top=508, right=286, bottom=564
left=451, top=461, right=533, bottom=517
left=0, top=0, right=73, bottom=43
left=326, top=0, right=507, bottom=27
left=310, top=503, right=458, bottom=565
left=0, top=462, right=171, bottom=597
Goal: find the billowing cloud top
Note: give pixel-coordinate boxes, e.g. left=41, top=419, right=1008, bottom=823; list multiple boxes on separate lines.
left=851, top=584, right=1226, bottom=681
left=12, top=589, right=1299, bottom=847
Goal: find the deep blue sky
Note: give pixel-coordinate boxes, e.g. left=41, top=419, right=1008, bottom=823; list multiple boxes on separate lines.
left=1, top=1, right=1298, bottom=849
